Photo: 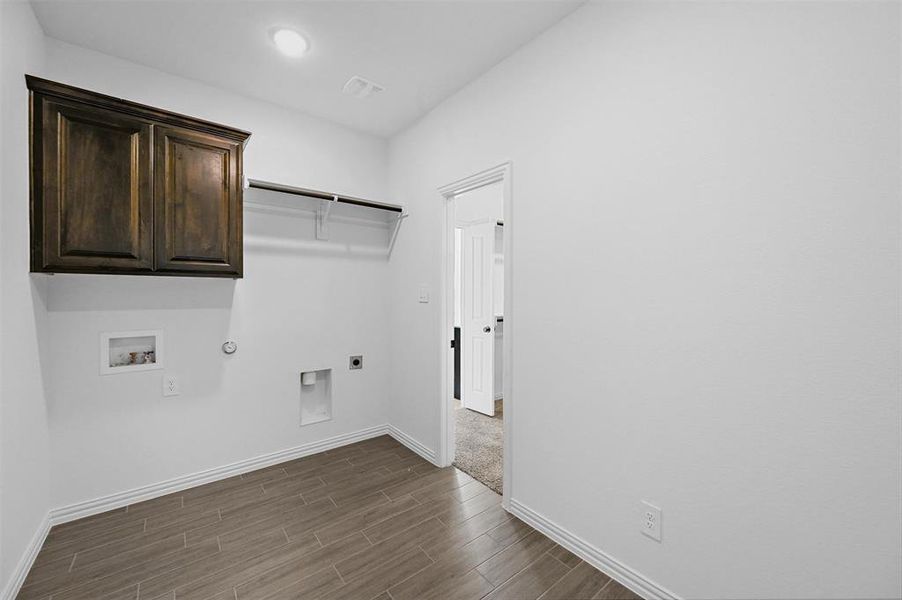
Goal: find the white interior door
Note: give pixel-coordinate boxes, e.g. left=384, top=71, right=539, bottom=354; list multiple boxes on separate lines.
left=460, top=220, right=495, bottom=416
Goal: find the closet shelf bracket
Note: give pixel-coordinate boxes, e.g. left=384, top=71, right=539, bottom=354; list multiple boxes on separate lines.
left=316, top=195, right=339, bottom=240
left=388, top=211, right=409, bottom=256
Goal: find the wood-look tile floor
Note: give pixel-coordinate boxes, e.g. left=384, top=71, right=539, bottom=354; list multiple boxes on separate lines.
left=18, top=435, right=641, bottom=600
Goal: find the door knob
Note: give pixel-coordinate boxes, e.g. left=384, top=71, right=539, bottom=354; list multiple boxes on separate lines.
left=483, top=326, right=492, bottom=333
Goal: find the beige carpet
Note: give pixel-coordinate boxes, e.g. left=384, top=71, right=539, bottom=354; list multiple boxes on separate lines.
left=453, top=399, right=503, bottom=494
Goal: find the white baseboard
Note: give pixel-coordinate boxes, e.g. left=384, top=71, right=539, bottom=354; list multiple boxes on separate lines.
left=50, top=424, right=390, bottom=525
left=4, top=422, right=435, bottom=600
left=387, top=425, right=437, bottom=463
left=1, top=512, right=50, bottom=600
left=508, top=499, right=680, bottom=600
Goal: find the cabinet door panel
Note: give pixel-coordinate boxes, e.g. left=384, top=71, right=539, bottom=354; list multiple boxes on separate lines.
left=154, top=126, right=242, bottom=276
left=36, top=97, right=153, bottom=271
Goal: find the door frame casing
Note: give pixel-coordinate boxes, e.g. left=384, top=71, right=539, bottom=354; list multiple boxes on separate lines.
left=437, top=161, right=512, bottom=510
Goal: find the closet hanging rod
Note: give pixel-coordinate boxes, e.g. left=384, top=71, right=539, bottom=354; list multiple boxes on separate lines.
left=245, top=178, right=403, bottom=214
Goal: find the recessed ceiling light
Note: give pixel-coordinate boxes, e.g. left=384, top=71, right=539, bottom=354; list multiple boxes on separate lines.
left=272, top=28, right=309, bottom=57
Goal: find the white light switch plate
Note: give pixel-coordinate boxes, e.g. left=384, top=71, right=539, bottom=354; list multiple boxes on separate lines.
left=163, top=374, right=180, bottom=397
left=418, top=285, right=430, bottom=303
left=641, top=500, right=662, bottom=542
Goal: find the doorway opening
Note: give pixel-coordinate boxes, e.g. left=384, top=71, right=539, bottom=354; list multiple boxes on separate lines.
left=439, top=163, right=512, bottom=504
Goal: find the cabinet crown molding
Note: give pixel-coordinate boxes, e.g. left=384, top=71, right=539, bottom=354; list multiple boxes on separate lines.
left=25, top=74, right=252, bottom=145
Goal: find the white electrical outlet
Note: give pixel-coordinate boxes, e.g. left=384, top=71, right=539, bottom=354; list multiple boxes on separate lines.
left=163, top=374, right=180, bottom=397
left=641, top=501, right=662, bottom=542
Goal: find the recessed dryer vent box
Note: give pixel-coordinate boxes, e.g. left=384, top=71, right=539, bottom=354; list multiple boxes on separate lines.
left=300, top=368, right=332, bottom=426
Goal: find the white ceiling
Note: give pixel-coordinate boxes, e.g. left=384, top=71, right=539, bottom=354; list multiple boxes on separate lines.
left=31, top=0, right=581, bottom=137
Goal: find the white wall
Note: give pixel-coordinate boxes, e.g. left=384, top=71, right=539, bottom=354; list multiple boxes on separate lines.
left=388, top=2, right=901, bottom=599
left=38, top=39, right=393, bottom=509
left=454, top=182, right=503, bottom=224
left=0, top=1, right=51, bottom=592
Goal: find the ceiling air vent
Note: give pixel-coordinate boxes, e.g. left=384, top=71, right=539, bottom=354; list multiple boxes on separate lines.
left=342, top=75, right=384, bottom=99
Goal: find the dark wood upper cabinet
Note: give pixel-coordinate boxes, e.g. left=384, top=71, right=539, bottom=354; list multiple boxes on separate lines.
left=154, top=126, right=242, bottom=276
left=27, top=75, right=251, bottom=278
left=35, top=98, right=154, bottom=272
